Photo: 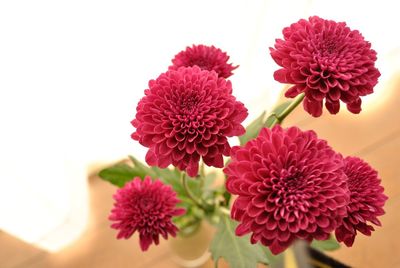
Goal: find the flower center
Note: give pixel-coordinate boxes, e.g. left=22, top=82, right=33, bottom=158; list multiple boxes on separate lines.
left=138, top=197, right=154, bottom=211
left=315, top=36, right=338, bottom=56
left=272, top=169, right=309, bottom=212
left=323, top=39, right=337, bottom=54
left=282, top=176, right=302, bottom=190
left=191, top=58, right=212, bottom=71
left=179, top=96, right=199, bottom=115
left=274, top=169, right=305, bottom=195
left=175, top=94, right=204, bottom=131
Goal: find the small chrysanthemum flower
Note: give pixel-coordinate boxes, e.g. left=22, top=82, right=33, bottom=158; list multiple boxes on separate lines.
left=335, top=157, right=387, bottom=246
left=224, top=126, right=349, bottom=254
left=169, top=44, right=238, bottom=78
left=270, top=16, right=380, bottom=117
left=109, top=176, right=185, bottom=251
left=131, top=66, right=248, bottom=177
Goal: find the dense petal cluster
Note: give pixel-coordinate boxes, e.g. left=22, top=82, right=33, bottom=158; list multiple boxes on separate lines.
left=224, top=126, right=349, bottom=254
left=169, top=44, right=238, bottom=78
left=335, top=157, right=387, bottom=246
left=109, top=176, right=185, bottom=251
left=131, top=66, right=248, bottom=177
left=270, top=16, right=380, bottom=117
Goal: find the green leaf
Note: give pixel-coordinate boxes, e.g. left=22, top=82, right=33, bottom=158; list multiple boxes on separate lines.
left=310, top=236, right=341, bottom=251
left=222, top=190, right=231, bottom=207
left=98, top=163, right=142, bottom=187
left=128, top=156, right=186, bottom=192
left=99, top=156, right=168, bottom=188
left=239, top=111, right=266, bottom=145
left=158, top=171, right=202, bottom=205
left=150, top=166, right=178, bottom=180
left=264, top=101, right=291, bottom=128
left=128, top=155, right=156, bottom=177
left=210, top=216, right=273, bottom=268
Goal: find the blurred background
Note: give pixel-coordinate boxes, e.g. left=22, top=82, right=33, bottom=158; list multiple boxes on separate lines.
left=1, top=0, right=399, bottom=267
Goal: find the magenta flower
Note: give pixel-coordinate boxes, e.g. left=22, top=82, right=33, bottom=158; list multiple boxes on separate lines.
left=270, top=16, right=380, bottom=117
left=109, top=176, right=185, bottom=251
left=335, top=157, right=387, bottom=246
left=131, top=66, right=248, bottom=177
left=169, top=44, right=238, bottom=78
left=224, top=126, right=349, bottom=254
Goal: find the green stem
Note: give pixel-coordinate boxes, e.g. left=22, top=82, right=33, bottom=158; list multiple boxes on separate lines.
left=219, top=206, right=231, bottom=216
left=181, top=172, right=205, bottom=209
left=270, top=93, right=305, bottom=127
left=178, top=219, right=202, bottom=237
left=199, top=161, right=205, bottom=188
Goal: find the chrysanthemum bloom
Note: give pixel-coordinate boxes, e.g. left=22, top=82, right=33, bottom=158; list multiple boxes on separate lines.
left=109, top=176, right=185, bottom=251
left=270, top=16, right=380, bottom=117
left=169, top=44, right=238, bottom=78
left=335, top=157, right=387, bottom=246
left=224, top=126, right=349, bottom=254
left=131, top=66, right=248, bottom=177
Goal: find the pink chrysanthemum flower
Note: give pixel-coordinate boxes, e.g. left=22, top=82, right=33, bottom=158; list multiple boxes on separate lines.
left=131, top=66, right=248, bottom=177
left=224, top=126, right=349, bottom=254
left=169, top=44, right=238, bottom=78
left=270, top=16, right=380, bottom=117
left=335, top=157, right=387, bottom=246
left=109, top=176, right=185, bottom=251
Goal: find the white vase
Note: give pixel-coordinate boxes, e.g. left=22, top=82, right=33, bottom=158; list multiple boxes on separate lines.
left=169, top=221, right=215, bottom=268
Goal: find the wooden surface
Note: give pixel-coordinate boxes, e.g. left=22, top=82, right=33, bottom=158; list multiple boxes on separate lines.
left=2, top=78, right=400, bottom=268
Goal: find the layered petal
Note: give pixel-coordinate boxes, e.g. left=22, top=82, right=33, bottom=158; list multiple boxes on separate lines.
left=270, top=16, right=380, bottom=116
left=224, top=126, right=349, bottom=254
left=169, top=44, right=238, bottom=78
left=109, top=176, right=185, bottom=251
left=132, top=66, right=248, bottom=177
left=335, top=157, right=387, bottom=246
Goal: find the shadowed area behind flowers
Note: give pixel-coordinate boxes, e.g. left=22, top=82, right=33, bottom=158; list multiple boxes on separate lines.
left=2, top=74, right=400, bottom=268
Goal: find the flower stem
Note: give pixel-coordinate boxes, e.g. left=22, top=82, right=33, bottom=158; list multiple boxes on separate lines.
left=219, top=206, right=231, bottom=216
left=270, top=93, right=305, bottom=127
left=178, top=219, right=201, bottom=237
left=199, top=161, right=205, bottom=188
left=181, top=172, right=205, bottom=209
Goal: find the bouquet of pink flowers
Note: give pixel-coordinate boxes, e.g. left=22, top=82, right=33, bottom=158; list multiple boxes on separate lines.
left=99, top=16, right=387, bottom=267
